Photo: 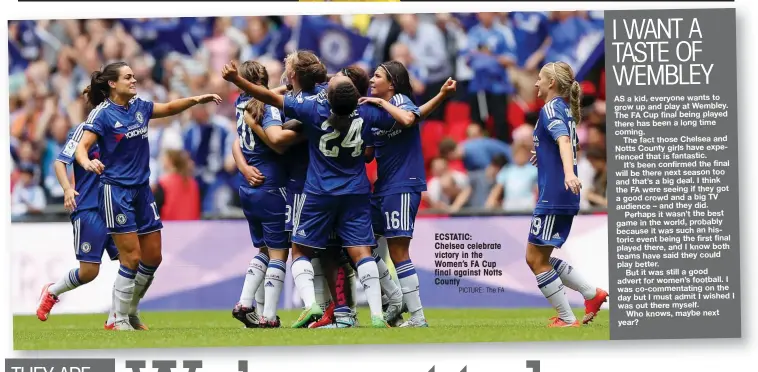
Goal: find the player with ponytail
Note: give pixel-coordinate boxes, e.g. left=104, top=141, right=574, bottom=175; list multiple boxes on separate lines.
left=527, top=61, right=608, bottom=328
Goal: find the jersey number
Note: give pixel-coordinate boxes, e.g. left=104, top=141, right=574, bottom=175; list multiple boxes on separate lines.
left=236, top=110, right=255, bottom=151
left=530, top=216, right=542, bottom=235
left=319, top=118, right=364, bottom=158
left=384, top=211, right=401, bottom=230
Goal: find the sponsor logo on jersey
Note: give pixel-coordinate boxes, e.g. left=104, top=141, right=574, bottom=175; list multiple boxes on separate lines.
left=125, top=126, right=149, bottom=139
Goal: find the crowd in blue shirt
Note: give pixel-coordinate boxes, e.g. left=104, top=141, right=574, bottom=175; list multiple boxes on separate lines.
left=8, top=12, right=607, bottom=218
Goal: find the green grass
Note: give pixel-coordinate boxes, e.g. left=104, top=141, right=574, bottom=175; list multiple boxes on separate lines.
left=13, top=308, right=609, bottom=350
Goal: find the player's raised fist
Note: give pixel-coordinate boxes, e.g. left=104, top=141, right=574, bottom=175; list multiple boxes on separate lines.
left=222, top=61, right=239, bottom=81
left=440, top=78, right=457, bottom=96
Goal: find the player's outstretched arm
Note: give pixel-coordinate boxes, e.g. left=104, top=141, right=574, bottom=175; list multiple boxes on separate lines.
left=419, top=78, right=457, bottom=120
left=359, top=96, right=417, bottom=127
left=152, top=94, right=222, bottom=119
left=557, top=136, right=581, bottom=195
left=53, top=161, right=78, bottom=212
left=222, top=61, right=284, bottom=110
left=75, top=131, right=104, bottom=175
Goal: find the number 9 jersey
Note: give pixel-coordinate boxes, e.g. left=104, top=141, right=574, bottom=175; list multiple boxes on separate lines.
left=529, top=96, right=580, bottom=248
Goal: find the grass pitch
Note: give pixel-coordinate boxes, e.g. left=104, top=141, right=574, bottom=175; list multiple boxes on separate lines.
left=13, top=308, right=609, bottom=350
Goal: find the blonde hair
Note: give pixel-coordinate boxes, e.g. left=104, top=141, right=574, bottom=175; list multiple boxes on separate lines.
left=543, top=61, right=582, bottom=125
left=283, top=50, right=327, bottom=91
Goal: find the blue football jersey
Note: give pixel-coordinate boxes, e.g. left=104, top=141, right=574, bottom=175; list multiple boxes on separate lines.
left=83, top=97, right=154, bottom=187
left=371, top=94, right=427, bottom=196
left=235, top=94, right=287, bottom=189
left=283, top=83, right=328, bottom=193
left=533, top=96, right=580, bottom=215
left=56, top=122, right=101, bottom=212
left=282, top=89, right=393, bottom=195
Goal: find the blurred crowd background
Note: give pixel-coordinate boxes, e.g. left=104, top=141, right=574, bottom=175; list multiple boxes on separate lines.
left=8, top=12, right=608, bottom=222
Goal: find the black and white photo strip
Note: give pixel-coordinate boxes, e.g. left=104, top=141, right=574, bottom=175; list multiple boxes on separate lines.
left=2, top=1, right=753, bottom=371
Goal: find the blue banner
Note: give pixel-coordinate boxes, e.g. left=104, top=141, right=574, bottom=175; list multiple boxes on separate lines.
left=296, top=15, right=371, bottom=73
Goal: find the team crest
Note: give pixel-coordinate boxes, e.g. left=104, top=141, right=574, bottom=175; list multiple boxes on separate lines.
left=136, top=112, right=144, bottom=124
left=116, top=214, right=127, bottom=225
left=81, top=242, right=92, bottom=253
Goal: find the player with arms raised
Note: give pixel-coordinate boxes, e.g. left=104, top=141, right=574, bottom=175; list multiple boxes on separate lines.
left=529, top=61, right=608, bottom=328
left=36, top=93, right=119, bottom=324
left=75, top=61, right=222, bottom=331
left=357, top=61, right=457, bottom=327
left=223, top=61, right=397, bottom=328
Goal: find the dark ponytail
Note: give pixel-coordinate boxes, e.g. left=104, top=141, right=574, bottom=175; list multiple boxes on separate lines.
left=84, top=61, right=128, bottom=107
left=327, top=80, right=360, bottom=132
left=340, top=66, right=370, bottom=98
left=239, top=60, right=270, bottom=123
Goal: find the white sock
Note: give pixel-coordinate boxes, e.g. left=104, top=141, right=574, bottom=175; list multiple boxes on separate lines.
left=239, top=253, right=268, bottom=308
left=311, top=257, right=331, bottom=309
left=395, top=259, right=425, bottom=319
left=537, top=269, right=576, bottom=323
left=130, top=262, right=157, bottom=316
left=291, top=256, right=316, bottom=306
left=356, top=257, right=382, bottom=317
left=262, top=259, right=286, bottom=319
left=49, top=268, right=83, bottom=297
left=550, top=257, right=596, bottom=299
left=375, top=236, right=402, bottom=289
left=254, top=280, right=265, bottom=317
left=373, top=251, right=401, bottom=301
left=114, top=265, right=136, bottom=321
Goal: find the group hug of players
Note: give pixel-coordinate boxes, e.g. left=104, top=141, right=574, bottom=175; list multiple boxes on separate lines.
left=35, top=48, right=608, bottom=330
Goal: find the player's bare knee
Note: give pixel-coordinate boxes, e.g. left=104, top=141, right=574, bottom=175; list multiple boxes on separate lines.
left=269, top=248, right=288, bottom=261
left=525, top=247, right=543, bottom=272
left=141, top=250, right=162, bottom=267
left=388, top=246, right=409, bottom=264
left=387, top=237, right=411, bottom=261
left=78, top=263, right=100, bottom=283
left=121, top=249, right=141, bottom=268
left=346, top=246, right=371, bottom=262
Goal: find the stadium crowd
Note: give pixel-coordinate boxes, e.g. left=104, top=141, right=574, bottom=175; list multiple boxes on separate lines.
left=9, top=12, right=608, bottom=221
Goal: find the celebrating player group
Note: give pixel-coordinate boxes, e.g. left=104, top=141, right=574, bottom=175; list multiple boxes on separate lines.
left=35, top=48, right=607, bottom=330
